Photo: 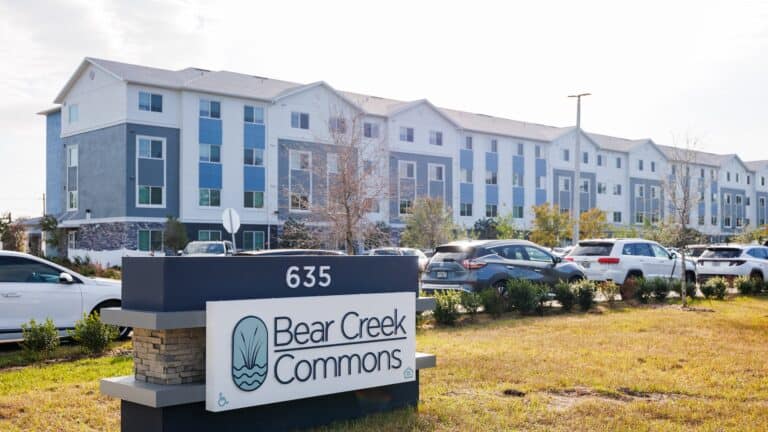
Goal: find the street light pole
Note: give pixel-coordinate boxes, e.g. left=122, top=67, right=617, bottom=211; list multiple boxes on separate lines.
left=568, top=93, right=590, bottom=245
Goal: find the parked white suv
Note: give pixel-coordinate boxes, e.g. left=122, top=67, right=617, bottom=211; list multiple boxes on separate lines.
left=696, top=245, right=768, bottom=284
left=0, top=251, right=124, bottom=342
left=566, top=239, right=697, bottom=285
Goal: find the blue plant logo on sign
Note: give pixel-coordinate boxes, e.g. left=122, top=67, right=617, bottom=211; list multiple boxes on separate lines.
left=232, top=316, right=268, bottom=391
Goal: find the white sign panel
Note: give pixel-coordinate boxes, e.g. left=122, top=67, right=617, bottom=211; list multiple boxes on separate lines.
left=206, top=292, right=416, bottom=412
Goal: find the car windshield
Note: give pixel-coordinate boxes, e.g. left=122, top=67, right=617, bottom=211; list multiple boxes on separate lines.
left=570, top=242, right=614, bottom=256
left=372, top=249, right=400, bottom=256
left=701, top=248, right=742, bottom=258
left=431, top=246, right=473, bottom=263
left=184, top=242, right=224, bottom=254
left=401, top=249, right=419, bottom=256
left=686, top=247, right=707, bottom=257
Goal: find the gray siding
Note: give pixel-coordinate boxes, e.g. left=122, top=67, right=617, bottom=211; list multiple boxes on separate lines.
left=45, top=111, right=65, bottom=216
left=388, top=151, right=453, bottom=224
left=126, top=123, right=180, bottom=218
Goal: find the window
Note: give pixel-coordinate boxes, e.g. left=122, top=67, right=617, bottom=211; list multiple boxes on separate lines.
left=399, top=199, right=413, bottom=215
left=513, top=206, right=524, bottom=218
left=650, top=186, right=658, bottom=199
left=711, top=169, right=716, bottom=180
left=638, top=160, right=644, bottom=171
left=198, top=230, right=222, bottom=241
left=67, top=231, right=76, bottom=250
left=747, top=175, right=751, bottom=185
left=597, top=155, right=603, bottom=166
left=138, top=186, right=163, bottom=206
left=535, top=145, right=541, bottom=158
left=139, top=92, right=163, bottom=112
left=698, top=215, right=705, bottom=226
left=613, top=184, right=622, bottom=195
left=563, top=149, right=570, bottom=161
left=138, top=230, right=163, bottom=252
left=243, top=231, right=265, bottom=251
left=68, top=104, right=79, bottom=124
left=244, top=191, right=264, bottom=208
left=700, top=168, right=705, bottom=178
left=736, top=217, right=744, bottom=227
left=711, top=216, right=718, bottom=226
left=138, top=138, right=163, bottom=159
left=635, top=212, right=645, bottom=224
left=0, top=256, right=64, bottom=283
left=761, top=197, right=766, bottom=207
left=560, top=177, right=571, bottom=192
left=725, top=194, right=731, bottom=205
left=597, top=182, right=607, bottom=194
left=724, top=216, right=732, bottom=228
left=651, top=161, right=656, bottom=172
left=486, top=204, right=498, bottom=218
left=244, top=106, right=264, bottom=124
left=536, top=176, right=546, bottom=189
left=290, top=151, right=311, bottom=171
left=465, top=136, right=473, bottom=150
left=460, top=203, right=472, bottom=217
left=582, top=152, right=589, bottom=164
left=244, top=148, right=264, bottom=166
left=291, top=192, right=310, bottom=210
left=517, top=143, right=524, bottom=156
left=525, top=246, right=552, bottom=262
left=763, top=176, right=766, bottom=186
left=490, top=139, right=498, bottom=153
left=613, top=212, right=622, bottom=223
left=429, top=131, right=443, bottom=146
left=363, top=122, right=379, bottom=138
left=460, top=168, right=472, bottom=183
left=67, top=145, right=78, bottom=210
left=399, top=161, right=415, bottom=179
left=485, top=170, right=497, bottom=185
left=199, top=188, right=221, bottom=207
left=68, top=189, right=78, bottom=211
left=429, top=164, right=444, bottom=181
left=736, top=173, right=740, bottom=183
left=199, top=144, right=221, bottom=163
left=67, top=145, right=78, bottom=168
left=199, top=99, right=221, bottom=119
left=638, top=185, right=645, bottom=198
left=712, top=192, right=718, bottom=203
left=399, top=127, right=414, bottom=142
left=736, top=195, right=743, bottom=205
left=651, top=244, right=670, bottom=258
left=329, top=117, right=347, bottom=133
left=580, top=179, right=590, bottom=193
left=616, top=157, right=622, bottom=169
left=513, top=173, right=523, bottom=187
left=327, top=153, right=338, bottom=174
left=291, top=112, right=310, bottom=129
left=727, top=172, right=731, bottom=182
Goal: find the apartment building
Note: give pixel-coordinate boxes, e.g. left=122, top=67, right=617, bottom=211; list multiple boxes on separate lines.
left=40, top=58, right=766, bottom=265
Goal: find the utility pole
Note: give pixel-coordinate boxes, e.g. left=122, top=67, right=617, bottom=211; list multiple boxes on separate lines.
left=568, top=93, right=590, bottom=245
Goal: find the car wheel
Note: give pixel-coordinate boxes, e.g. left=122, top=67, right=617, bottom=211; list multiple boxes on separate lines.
left=492, top=280, right=509, bottom=298
left=750, top=271, right=764, bottom=283
left=93, top=301, right=132, bottom=340
left=685, top=271, right=696, bottom=285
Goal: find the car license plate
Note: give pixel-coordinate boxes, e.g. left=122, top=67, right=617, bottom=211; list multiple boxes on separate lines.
left=436, top=271, right=448, bottom=279
left=712, top=262, right=720, bottom=267
left=581, top=262, right=591, bottom=268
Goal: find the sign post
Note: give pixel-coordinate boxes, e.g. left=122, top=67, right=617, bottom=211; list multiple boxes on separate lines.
left=221, top=208, right=240, bottom=250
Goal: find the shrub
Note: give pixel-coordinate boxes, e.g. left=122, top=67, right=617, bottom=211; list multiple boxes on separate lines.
left=599, top=281, right=620, bottom=307
left=507, top=280, right=546, bottom=315
left=670, top=279, right=697, bottom=299
left=649, top=278, right=672, bottom=303
left=432, top=291, right=461, bottom=325
left=480, top=288, right=506, bottom=318
left=635, top=278, right=654, bottom=304
left=21, top=318, right=59, bottom=360
left=735, top=276, right=758, bottom=296
left=69, top=313, right=118, bottom=354
left=620, top=277, right=639, bottom=302
left=553, top=281, right=576, bottom=312
left=701, top=277, right=728, bottom=300
left=572, top=280, right=596, bottom=311
left=460, top=291, right=482, bottom=319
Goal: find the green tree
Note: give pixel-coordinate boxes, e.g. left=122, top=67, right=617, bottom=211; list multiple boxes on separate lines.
left=496, top=213, right=523, bottom=239
left=579, top=208, right=609, bottom=240
left=472, top=217, right=498, bottom=239
left=530, top=204, right=572, bottom=248
left=0, top=215, right=25, bottom=252
left=163, top=216, right=188, bottom=254
left=280, top=218, right=319, bottom=249
left=400, top=198, right=456, bottom=249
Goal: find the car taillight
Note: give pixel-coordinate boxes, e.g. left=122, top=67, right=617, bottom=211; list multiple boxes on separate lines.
left=729, top=260, right=746, bottom=266
left=597, top=257, right=620, bottom=264
left=462, top=259, right=487, bottom=270
left=564, top=256, right=574, bottom=262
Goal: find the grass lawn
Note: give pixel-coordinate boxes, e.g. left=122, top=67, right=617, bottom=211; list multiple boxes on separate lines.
left=2, top=298, right=767, bottom=431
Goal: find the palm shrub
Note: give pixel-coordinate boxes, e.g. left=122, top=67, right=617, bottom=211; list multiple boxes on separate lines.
left=650, top=278, right=672, bottom=303
left=598, top=281, right=620, bottom=307
left=670, top=279, right=697, bottom=299
left=480, top=287, right=506, bottom=318
left=21, top=318, right=59, bottom=360
left=572, top=279, right=596, bottom=311
left=635, top=278, right=654, bottom=304
left=553, top=281, right=576, bottom=312
left=460, top=291, right=482, bottom=319
left=507, top=280, right=547, bottom=315
left=734, top=276, right=758, bottom=295
left=701, top=277, right=728, bottom=300
left=432, top=291, right=461, bottom=325
left=69, top=313, right=118, bottom=354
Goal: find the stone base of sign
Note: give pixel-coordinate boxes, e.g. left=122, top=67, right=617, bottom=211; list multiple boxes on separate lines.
left=133, top=328, right=205, bottom=385
left=120, top=375, right=420, bottom=432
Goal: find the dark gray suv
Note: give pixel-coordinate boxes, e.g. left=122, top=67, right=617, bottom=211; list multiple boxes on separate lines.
left=421, top=240, right=585, bottom=293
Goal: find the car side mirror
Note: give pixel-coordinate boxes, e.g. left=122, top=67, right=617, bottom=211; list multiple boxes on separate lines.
left=553, top=256, right=562, bottom=264
left=59, top=272, right=74, bottom=284
left=177, top=250, right=183, bottom=256
left=669, top=252, right=677, bottom=260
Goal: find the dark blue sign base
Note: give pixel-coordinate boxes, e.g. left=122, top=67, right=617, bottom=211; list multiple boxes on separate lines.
left=122, top=375, right=419, bottom=432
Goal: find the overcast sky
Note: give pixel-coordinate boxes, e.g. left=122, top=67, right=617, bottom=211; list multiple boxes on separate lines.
left=1, top=0, right=767, bottom=218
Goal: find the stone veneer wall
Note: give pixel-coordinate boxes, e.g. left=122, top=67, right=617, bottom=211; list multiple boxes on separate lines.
left=73, top=221, right=165, bottom=251
left=133, top=328, right=205, bottom=385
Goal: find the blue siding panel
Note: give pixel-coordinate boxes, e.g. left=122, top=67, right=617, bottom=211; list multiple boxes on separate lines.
left=513, top=187, right=524, bottom=206
left=485, top=152, right=498, bottom=172
left=429, top=181, right=444, bottom=199
left=513, top=156, right=524, bottom=174
left=460, top=183, right=474, bottom=202
left=486, top=185, right=498, bottom=204
left=138, top=159, right=164, bottom=187
left=536, top=189, right=547, bottom=205
left=199, top=118, right=222, bottom=145
left=535, top=158, right=546, bottom=176
left=460, top=149, right=473, bottom=169
left=199, top=162, right=222, bottom=189
left=244, top=166, right=265, bottom=191
left=45, top=111, right=64, bottom=216
left=244, top=123, right=265, bottom=149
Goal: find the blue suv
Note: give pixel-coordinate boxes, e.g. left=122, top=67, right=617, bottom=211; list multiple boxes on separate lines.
left=421, top=240, right=585, bottom=293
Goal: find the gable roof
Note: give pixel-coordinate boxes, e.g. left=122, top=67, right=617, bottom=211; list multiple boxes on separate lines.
left=273, top=81, right=365, bottom=112
left=387, top=99, right=462, bottom=128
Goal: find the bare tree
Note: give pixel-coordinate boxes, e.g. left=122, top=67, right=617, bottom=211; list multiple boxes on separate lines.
left=310, top=106, right=389, bottom=254
left=661, top=135, right=706, bottom=307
